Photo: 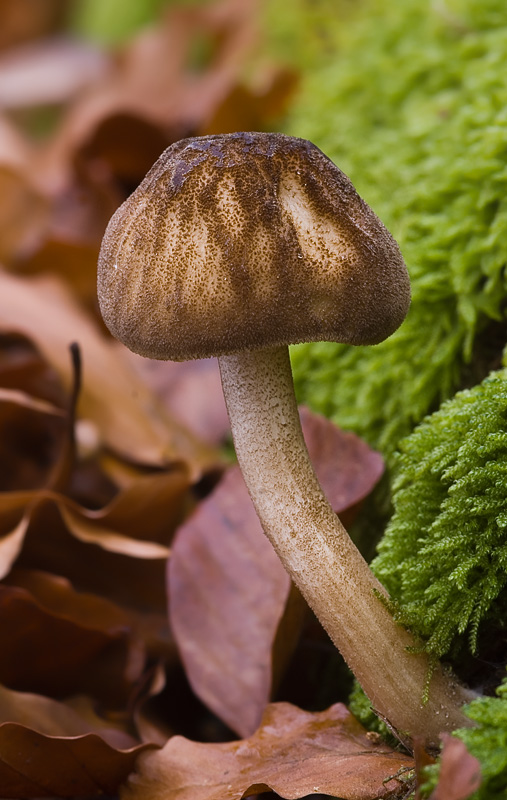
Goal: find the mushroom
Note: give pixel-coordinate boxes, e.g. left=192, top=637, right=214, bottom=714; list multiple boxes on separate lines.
left=97, top=132, right=472, bottom=748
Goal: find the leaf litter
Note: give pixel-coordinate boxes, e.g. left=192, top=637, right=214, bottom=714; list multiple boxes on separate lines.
left=0, top=0, right=417, bottom=797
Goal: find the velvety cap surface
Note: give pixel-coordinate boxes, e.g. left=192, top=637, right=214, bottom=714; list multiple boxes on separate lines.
left=97, top=132, right=410, bottom=360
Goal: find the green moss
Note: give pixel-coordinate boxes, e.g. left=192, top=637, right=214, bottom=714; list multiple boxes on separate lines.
left=372, top=367, right=507, bottom=662
left=348, top=680, right=397, bottom=745
left=287, top=0, right=507, bottom=456
left=455, top=676, right=507, bottom=799
left=421, top=673, right=507, bottom=799
left=71, top=0, right=173, bottom=43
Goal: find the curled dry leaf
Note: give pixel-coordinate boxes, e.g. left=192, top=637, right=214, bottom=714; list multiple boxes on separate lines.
left=121, top=702, right=414, bottom=800
left=0, top=466, right=190, bottom=578
left=6, top=568, right=176, bottom=664
left=428, top=734, right=481, bottom=800
left=0, top=38, right=109, bottom=110
left=169, top=417, right=385, bottom=737
left=0, top=165, right=48, bottom=263
left=0, top=269, right=218, bottom=475
left=0, top=115, right=49, bottom=263
left=0, top=684, right=136, bottom=745
left=0, top=685, right=154, bottom=799
left=0, top=579, right=145, bottom=705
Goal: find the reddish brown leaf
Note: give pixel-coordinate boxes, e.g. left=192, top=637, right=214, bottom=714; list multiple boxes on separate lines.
left=121, top=702, right=413, bottom=800
left=0, top=270, right=219, bottom=476
left=128, top=355, right=230, bottom=446
left=0, top=387, right=65, bottom=491
left=7, top=568, right=175, bottom=664
left=0, top=466, right=189, bottom=577
left=0, top=165, right=48, bottom=262
left=429, top=734, right=481, bottom=800
left=169, top=466, right=291, bottom=738
left=0, top=684, right=136, bottom=745
left=0, top=580, right=145, bottom=705
left=0, top=38, right=109, bottom=110
left=300, top=405, right=385, bottom=524
left=0, top=683, right=154, bottom=800
left=38, top=0, right=288, bottom=201
left=0, top=0, right=66, bottom=52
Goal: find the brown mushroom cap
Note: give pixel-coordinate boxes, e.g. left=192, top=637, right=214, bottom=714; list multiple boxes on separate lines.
left=97, top=132, right=410, bottom=361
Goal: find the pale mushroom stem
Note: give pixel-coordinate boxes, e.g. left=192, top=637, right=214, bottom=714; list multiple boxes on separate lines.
left=218, top=344, right=473, bottom=750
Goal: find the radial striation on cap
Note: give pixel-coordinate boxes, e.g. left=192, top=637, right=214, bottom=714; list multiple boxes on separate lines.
left=98, top=132, right=410, bottom=361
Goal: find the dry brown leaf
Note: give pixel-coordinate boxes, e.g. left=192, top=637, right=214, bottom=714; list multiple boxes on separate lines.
left=300, top=405, right=385, bottom=524
left=0, top=38, right=109, bottom=110
left=121, top=702, right=413, bottom=800
left=201, top=68, right=298, bottom=136
left=0, top=165, right=48, bottom=262
left=16, top=237, right=102, bottom=314
left=0, top=682, right=154, bottom=799
left=0, top=113, right=33, bottom=166
left=0, top=0, right=66, bottom=52
left=0, top=386, right=63, bottom=415
left=0, top=270, right=219, bottom=475
left=169, top=466, right=291, bottom=738
left=0, top=684, right=135, bottom=744
left=0, top=580, right=145, bottom=705
left=0, top=330, right=66, bottom=407
left=7, top=568, right=176, bottom=664
left=0, top=478, right=178, bottom=577
left=429, top=734, right=481, bottom=800
left=0, top=391, right=65, bottom=491
left=128, top=355, right=230, bottom=446
left=0, top=116, right=50, bottom=262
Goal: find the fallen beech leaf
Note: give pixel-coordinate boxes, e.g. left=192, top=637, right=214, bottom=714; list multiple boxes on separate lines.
left=0, top=38, right=109, bottom=109
left=38, top=0, right=289, bottom=199
left=169, top=466, right=291, bottom=738
left=0, top=581, right=144, bottom=705
left=0, top=331, right=67, bottom=409
left=0, top=270, right=219, bottom=475
left=128, top=355, right=230, bottom=446
left=16, top=237, right=103, bottom=314
left=0, top=165, right=48, bottom=262
left=300, top=405, right=385, bottom=524
left=413, top=736, right=435, bottom=799
left=0, top=686, right=154, bottom=800
left=0, top=113, right=33, bottom=167
left=201, top=68, right=298, bottom=136
left=0, top=386, right=63, bottom=416
left=6, top=568, right=176, bottom=663
left=169, top=416, right=385, bottom=736
left=0, top=0, right=66, bottom=52
left=0, top=467, right=187, bottom=576
left=18, top=495, right=170, bottom=618
left=121, top=702, right=413, bottom=800
left=0, top=387, right=65, bottom=491
left=429, top=734, right=481, bottom=800
left=0, top=684, right=136, bottom=747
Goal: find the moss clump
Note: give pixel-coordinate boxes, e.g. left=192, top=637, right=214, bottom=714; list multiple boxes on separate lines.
left=421, top=673, right=507, bottom=799
left=372, top=367, right=507, bottom=663
left=287, top=0, right=507, bottom=457
left=454, top=676, right=507, bottom=799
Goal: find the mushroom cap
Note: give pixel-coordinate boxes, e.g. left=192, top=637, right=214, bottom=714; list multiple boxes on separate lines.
left=97, top=132, right=410, bottom=361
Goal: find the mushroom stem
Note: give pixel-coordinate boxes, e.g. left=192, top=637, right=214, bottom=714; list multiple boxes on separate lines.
left=218, top=344, right=473, bottom=749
